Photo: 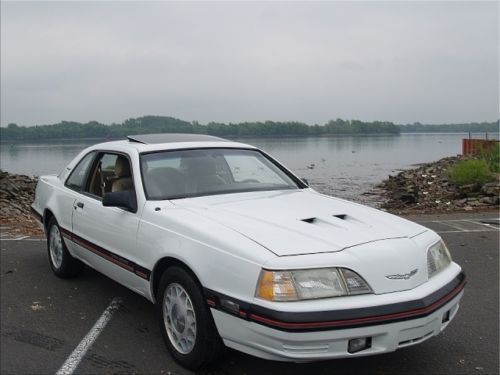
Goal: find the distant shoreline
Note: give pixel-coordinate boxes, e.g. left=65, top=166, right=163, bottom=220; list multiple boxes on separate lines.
left=1, top=131, right=498, bottom=144
left=2, top=115, right=497, bottom=141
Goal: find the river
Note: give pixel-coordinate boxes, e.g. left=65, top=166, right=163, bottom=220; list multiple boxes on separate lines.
left=1, top=133, right=496, bottom=205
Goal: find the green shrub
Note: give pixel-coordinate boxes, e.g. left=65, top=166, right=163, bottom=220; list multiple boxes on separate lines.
left=448, top=159, right=495, bottom=186
left=477, top=142, right=500, bottom=173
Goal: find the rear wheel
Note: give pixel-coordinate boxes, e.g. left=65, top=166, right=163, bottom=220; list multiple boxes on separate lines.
left=157, top=267, right=222, bottom=370
left=47, top=217, right=84, bottom=278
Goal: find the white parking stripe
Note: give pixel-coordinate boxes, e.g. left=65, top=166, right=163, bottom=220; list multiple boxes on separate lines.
left=436, top=229, right=496, bottom=234
left=56, top=297, right=122, bottom=375
left=439, top=222, right=471, bottom=231
left=478, top=223, right=499, bottom=229
left=0, top=235, right=44, bottom=241
left=0, top=235, right=30, bottom=241
left=417, top=217, right=500, bottom=233
left=418, top=218, right=499, bottom=223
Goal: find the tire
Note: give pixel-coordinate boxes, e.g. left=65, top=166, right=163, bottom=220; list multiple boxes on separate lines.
left=47, top=217, right=84, bottom=278
left=157, top=266, right=223, bottom=370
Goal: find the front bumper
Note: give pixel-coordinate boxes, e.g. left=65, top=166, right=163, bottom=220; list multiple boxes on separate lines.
left=207, top=271, right=465, bottom=361
left=211, top=290, right=462, bottom=361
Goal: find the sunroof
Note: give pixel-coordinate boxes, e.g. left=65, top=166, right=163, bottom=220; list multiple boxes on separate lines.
left=127, top=133, right=228, bottom=144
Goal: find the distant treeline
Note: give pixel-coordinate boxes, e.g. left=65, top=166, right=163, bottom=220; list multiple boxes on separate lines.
left=1, top=116, right=498, bottom=141
left=399, top=121, right=499, bottom=133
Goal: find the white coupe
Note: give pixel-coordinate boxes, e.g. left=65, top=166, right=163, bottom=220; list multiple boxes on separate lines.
left=31, top=134, right=465, bottom=369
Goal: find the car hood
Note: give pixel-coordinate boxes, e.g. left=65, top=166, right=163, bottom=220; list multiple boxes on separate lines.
left=172, top=190, right=428, bottom=257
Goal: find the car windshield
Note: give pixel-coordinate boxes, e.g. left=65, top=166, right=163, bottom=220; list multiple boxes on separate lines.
left=140, top=148, right=301, bottom=200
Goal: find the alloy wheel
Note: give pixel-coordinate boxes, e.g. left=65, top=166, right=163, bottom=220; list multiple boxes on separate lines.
left=163, top=283, right=197, bottom=354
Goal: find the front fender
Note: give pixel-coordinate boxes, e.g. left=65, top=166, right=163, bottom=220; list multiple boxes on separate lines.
left=138, top=202, right=275, bottom=303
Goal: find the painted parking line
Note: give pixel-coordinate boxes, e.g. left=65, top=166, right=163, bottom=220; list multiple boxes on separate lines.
left=417, top=218, right=500, bottom=234
left=0, top=225, right=45, bottom=241
left=417, top=218, right=499, bottom=224
left=0, top=236, right=44, bottom=241
left=441, top=221, right=489, bottom=232
left=475, top=219, right=500, bottom=228
left=56, top=297, right=122, bottom=375
left=434, top=229, right=498, bottom=234
left=0, top=235, right=30, bottom=241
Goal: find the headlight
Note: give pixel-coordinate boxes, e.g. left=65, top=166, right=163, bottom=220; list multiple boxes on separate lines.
left=427, top=240, right=452, bottom=278
left=256, top=267, right=372, bottom=301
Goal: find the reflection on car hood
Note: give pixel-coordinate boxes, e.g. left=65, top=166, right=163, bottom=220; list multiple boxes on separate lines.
left=173, top=190, right=427, bottom=257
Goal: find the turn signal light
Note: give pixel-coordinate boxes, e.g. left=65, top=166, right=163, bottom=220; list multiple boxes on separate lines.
left=256, top=270, right=298, bottom=301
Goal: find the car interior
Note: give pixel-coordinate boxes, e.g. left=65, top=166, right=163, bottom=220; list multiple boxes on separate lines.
left=145, top=155, right=226, bottom=199
left=88, top=154, right=135, bottom=197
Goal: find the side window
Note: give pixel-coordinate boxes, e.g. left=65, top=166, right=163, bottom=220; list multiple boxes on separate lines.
left=86, top=153, right=134, bottom=197
left=101, top=154, right=118, bottom=171
left=65, top=152, right=96, bottom=191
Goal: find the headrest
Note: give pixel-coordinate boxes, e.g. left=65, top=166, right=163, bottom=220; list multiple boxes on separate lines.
left=115, top=156, right=131, bottom=178
left=182, top=156, right=217, bottom=174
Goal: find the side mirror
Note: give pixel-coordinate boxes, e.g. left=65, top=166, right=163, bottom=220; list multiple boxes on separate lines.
left=301, top=178, right=309, bottom=186
left=102, top=191, right=137, bottom=212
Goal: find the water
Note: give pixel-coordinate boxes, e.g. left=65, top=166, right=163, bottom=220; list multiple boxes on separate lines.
left=1, top=133, right=497, bottom=204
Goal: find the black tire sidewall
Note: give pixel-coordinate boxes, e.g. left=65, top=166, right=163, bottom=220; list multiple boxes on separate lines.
left=157, top=266, right=221, bottom=370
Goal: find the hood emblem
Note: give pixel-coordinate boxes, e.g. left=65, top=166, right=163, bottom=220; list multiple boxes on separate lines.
left=385, top=268, right=418, bottom=280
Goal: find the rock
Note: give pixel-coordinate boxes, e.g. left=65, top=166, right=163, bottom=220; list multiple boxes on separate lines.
left=480, top=196, right=499, bottom=205
left=0, top=170, right=43, bottom=235
left=466, top=198, right=479, bottom=206
left=465, top=192, right=481, bottom=198
left=481, top=182, right=500, bottom=196
left=400, top=193, right=417, bottom=204
left=373, top=155, right=499, bottom=214
left=459, top=183, right=481, bottom=194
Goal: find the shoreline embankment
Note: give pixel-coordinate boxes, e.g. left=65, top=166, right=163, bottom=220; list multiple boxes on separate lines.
left=375, top=156, right=499, bottom=215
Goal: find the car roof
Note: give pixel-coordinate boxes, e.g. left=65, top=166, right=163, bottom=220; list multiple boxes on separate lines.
left=88, top=134, right=256, bottom=154
left=127, top=133, right=227, bottom=144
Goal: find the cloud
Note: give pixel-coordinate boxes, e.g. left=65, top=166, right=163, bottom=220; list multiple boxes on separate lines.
left=1, top=1, right=498, bottom=126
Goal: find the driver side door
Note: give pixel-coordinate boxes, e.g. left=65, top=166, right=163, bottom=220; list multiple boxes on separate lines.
left=70, top=151, right=149, bottom=296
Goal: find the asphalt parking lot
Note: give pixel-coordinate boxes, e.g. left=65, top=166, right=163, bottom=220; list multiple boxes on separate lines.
left=1, top=212, right=499, bottom=375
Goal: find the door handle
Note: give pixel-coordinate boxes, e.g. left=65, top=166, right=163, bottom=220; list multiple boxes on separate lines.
left=76, top=202, right=84, bottom=209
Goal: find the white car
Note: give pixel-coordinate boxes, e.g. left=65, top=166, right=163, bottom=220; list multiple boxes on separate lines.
left=31, top=134, right=465, bottom=370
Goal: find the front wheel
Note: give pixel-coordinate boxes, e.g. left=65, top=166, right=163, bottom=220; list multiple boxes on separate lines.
left=47, top=217, right=84, bottom=278
left=157, top=267, right=223, bottom=370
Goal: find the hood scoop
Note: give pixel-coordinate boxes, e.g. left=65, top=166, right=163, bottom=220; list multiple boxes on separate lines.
left=300, top=214, right=371, bottom=230
left=301, top=217, right=317, bottom=224
left=301, top=214, right=353, bottom=223
left=299, top=216, right=348, bottom=230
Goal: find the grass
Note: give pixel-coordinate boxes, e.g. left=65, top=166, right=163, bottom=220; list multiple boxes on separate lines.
left=448, top=159, right=495, bottom=186
left=476, top=142, right=500, bottom=173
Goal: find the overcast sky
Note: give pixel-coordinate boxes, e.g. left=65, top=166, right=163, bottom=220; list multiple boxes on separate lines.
left=1, top=1, right=498, bottom=127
